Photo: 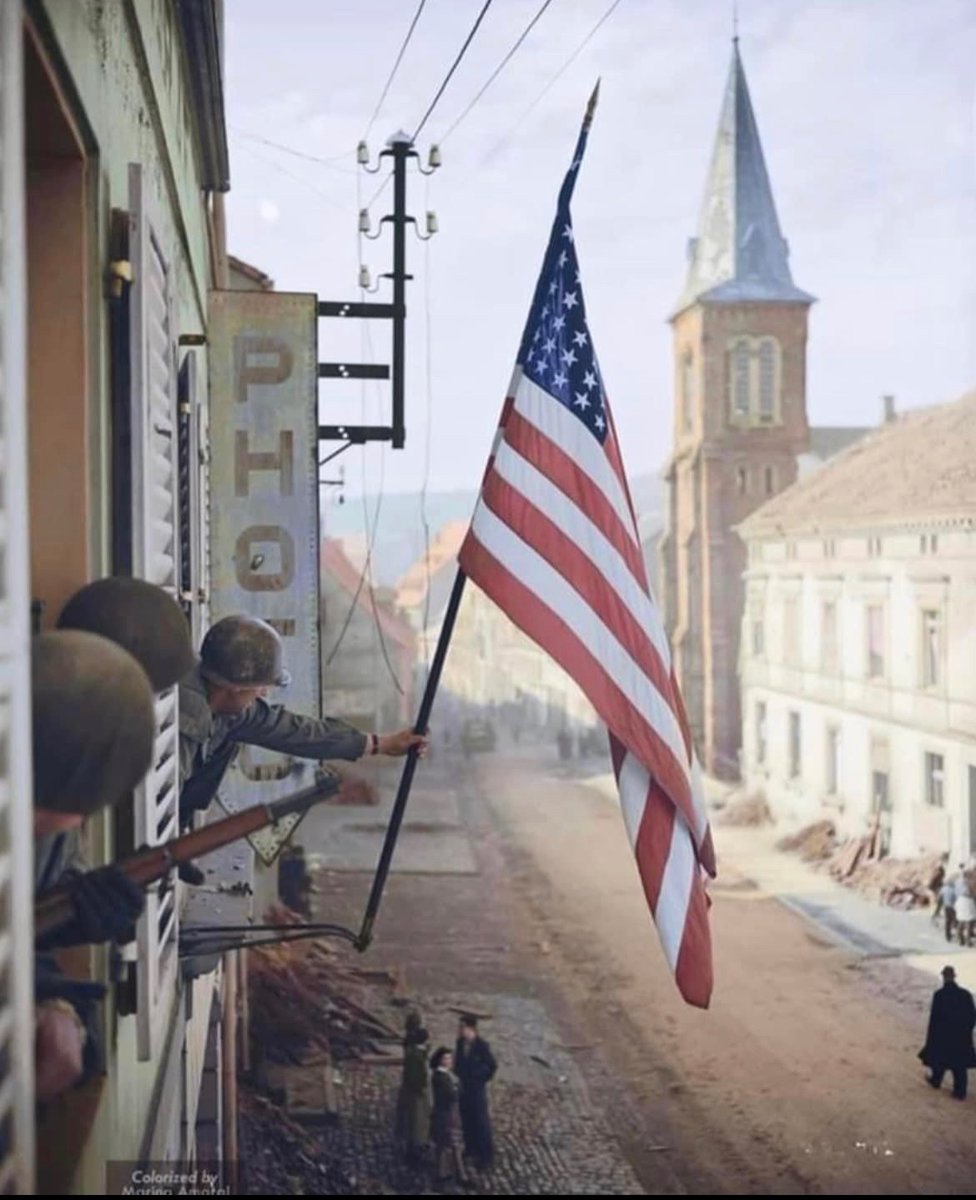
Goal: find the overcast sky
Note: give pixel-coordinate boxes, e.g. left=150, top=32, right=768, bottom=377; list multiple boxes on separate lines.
left=224, top=0, right=976, bottom=512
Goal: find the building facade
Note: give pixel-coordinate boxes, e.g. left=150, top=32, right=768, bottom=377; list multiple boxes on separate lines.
left=739, top=390, right=976, bottom=862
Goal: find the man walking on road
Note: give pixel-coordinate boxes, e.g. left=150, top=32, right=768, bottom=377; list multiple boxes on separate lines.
left=919, top=965, right=976, bottom=1099
left=455, top=1013, right=497, bottom=1171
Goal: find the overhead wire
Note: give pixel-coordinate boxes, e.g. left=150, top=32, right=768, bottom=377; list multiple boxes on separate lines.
left=481, top=0, right=626, bottom=165
left=229, top=127, right=356, bottom=170
left=411, top=0, right=496, bottom=141
left=438, top=0, right=557, bottom=143
left=364, top=0, right=430, bottom=139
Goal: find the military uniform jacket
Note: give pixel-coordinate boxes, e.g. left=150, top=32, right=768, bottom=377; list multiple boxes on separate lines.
left=178, top=666, right=367, bottom=817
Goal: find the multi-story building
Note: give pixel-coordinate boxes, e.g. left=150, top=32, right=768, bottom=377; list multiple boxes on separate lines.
left=658, top=42, right=865, bottom=779
left=738, top=389, right=976, bottom=861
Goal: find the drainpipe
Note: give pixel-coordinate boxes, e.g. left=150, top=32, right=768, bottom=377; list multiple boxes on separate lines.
left=221, top=950, right=238, bottom=1192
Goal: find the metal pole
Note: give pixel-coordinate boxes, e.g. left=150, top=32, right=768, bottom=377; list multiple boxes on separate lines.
left=391, top=140, right=408, bottom=449
left=357, top=568, right=467, bottom=948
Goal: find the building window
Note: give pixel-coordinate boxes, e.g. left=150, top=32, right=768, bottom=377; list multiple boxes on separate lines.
left=821, top=601, right=838, bottom=675
left=681, top=351, right=694, bottom=432
left=922, top=609, right=942, bottom=688
left=789, top=711, right=802, bottom=779
left=758, top=339, right=776, bottom=419
left=764, top=466, right=775, bottom=495
left=826, top=726, right=840, bottom=795
left=756, top=701, right=767, bottom=765
left=732, top=340, right=750, bottom=415
left=925, top=752, right=945, bottom=808
left=931, top=533, right=939, bottom=554
left=867, top=536, right=883, bottom=558
left=737, top=467, right=748, bottom=495
left=823, top=539, right=836, bottom=557
left=866, top=603, right=885, bottom=679
left=783, top=597, right=800, bottom=666
left=752, top=615, right=764, bottom=656
left=727, top=336, right=781, bottom=424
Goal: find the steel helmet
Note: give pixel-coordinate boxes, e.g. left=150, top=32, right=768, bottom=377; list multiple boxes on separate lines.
left=199, top=615, right=291, bottom=689
left=32, top=631, right=157, bottom=814
left=57, top=576, right=196, bottom=693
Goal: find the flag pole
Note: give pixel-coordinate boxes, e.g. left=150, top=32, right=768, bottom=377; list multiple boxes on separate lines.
left=356, top=567, right=467, bottom=950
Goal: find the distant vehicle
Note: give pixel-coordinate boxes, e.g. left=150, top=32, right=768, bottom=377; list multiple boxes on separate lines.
left=578, top=726, right=607, bottom=758
left=460, top=718, right=496, bottom=756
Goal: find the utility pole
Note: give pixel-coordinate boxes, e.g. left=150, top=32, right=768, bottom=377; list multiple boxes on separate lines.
left=318, top=133, right=438, bottom=462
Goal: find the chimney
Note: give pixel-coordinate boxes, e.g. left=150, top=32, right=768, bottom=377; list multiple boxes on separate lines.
left=882, top=394, right=896, bottom=424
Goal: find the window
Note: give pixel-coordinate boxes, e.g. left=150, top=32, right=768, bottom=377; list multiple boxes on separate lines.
left=866, top=603, right=885, bottom=679
left=789, top=711, right=802, bottom=779
left=737, top=467, right=748, bottom=495
left=922, top=609, right=942, bottom=688
left=823, top=539, right=835, bottom=557
left=931, top=533, right=939, bottom=554
left=756, top=701, right=767, bottom=765
left=821, top=601, right=838, bottom=675
left=867, top=536, right=883, bottom=558
left=681, top=350, right=694, bottom=432
left=727, top=336, right=781, bottom=423
left=783, top=597, right=800, bottom=666
left=764, top=466, right=775, bottom=495
left=752, top=615, right=765, bottom=657
left=826, top=726, right=840, bottom=795
left=925, top=752, right=945, bottom=808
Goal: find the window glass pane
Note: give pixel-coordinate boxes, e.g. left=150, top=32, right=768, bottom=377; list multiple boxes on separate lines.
left=758, top=340, right=776, bottom=416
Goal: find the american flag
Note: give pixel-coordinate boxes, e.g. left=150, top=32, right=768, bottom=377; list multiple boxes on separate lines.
left=459, top=89, right=716, bottom=1008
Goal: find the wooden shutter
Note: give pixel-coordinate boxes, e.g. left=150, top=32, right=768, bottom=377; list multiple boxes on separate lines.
left=128, top=162, right=180, bottom=1061
left=0, top=3, right=36, bottom=1188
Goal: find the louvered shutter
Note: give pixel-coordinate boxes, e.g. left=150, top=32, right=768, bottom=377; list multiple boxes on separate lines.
left=128, top=163, right=180, bottom=1061
left=0, top=3, right=36, bottom=1189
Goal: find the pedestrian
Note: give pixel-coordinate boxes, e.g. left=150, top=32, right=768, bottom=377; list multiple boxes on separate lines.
left=929, top=854, right=949, bottom=925
left=455, top=1013, right=497, bottom=1171
left=178, top=615, right=428, bottom=832
left=429, top=1046, right=465, bottom=1186
left=940, top=878, right=958, bottom=943
left=395, top=1012, right=431, bottom=1167
left=919, top=965, right=976, bottom=1100
left=954, top=867, right=976, bottom=948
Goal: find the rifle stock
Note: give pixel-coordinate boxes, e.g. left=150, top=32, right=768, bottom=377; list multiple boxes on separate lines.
left=34, top=774, right=340, bottom=940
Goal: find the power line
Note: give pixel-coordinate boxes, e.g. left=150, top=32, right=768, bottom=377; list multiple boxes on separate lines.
left=482, top=0, right=625, bottom=165
left=229, top=127, right=355, bottom=170
left=364, top=0, right=430, bottom=138
left=412, top=0, right=496, bottom=142
left=439, top=0, right=557, bottom=143
left=232, top=139, right=348, bottom=211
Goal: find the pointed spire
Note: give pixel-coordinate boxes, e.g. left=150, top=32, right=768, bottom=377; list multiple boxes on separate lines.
left=675, top=43, right=814, bottom=314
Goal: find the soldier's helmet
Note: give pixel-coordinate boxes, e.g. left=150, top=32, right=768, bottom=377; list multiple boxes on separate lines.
left=57, top=576, right=196, bottom=694
left=199, top=615, right=291, bottom=689
left=32, top=630, right=157, bottom=814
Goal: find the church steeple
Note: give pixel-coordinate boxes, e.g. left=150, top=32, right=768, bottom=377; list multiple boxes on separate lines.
left=676, top=43, right=814, bottom=314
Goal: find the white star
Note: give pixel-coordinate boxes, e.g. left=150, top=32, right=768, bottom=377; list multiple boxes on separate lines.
left=553, top=370, right=568, bottom=387
left=553, top=315, right=566, bottom=331
left=548, top=280, right=557, bottom=295
left=543, top=337, right=556, bottom=354
left=562, top=223, right=574, bottom=242
left=594, top=414, right=605, bottom=431
left=541, top=305, right=549, bottom=319
left=573, top=330, right=588, bottom=347
left=533, top=328, right=542, bottom=343
left=563, top=292, right=579, bottom=310
left=557, top=250, right=568, bottom=268
left=573, top=392, right=590, bottom=410
left=535, top=358, right=548, bottom=373
left=583, top=370, right=597, bottom=390
left=561, top=348, right=578, bottom=367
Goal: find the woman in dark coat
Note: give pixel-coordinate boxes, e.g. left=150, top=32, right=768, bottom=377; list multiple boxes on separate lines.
left=919, top=965, right=976, bottom=1099
left=454, top=1014, right=497, bottom=1170
left=429, top=1046, right=465, bottom=1185
left=395, top=1013, right=431, bottom=1165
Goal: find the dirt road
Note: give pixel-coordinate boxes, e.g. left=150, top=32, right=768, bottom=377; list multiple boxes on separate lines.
left=476, top=749, right=975, bottom=1195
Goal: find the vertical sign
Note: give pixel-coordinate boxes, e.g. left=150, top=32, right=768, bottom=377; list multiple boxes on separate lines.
left=208, top=292, right=320, bottom=859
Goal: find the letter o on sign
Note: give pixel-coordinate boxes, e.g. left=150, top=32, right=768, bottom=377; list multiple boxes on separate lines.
left=235, top=526, right=296, bottom=591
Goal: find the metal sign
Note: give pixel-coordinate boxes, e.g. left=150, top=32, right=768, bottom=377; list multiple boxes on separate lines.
left=208, top=292, right=321, bottom=859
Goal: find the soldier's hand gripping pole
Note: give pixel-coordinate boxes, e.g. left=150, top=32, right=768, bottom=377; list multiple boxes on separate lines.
left=34, top=774, right=341, bottom=941
left=356, top=569, right=466, bottom=951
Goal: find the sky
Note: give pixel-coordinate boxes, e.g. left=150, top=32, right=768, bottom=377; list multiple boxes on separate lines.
left=223, top=0, right=976, bottom=515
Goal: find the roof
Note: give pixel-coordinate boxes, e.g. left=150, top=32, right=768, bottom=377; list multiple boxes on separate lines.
left=739, top=389, right=976, bottom=536
left=321, top=538, right=415, bottom=650
left=396, top=520, right=468, bottom=614
left=227, top=255, right=275, bottom=290
left=675, top=43, right=814, bottom=315
left=808, top=425, right=871, bottom=461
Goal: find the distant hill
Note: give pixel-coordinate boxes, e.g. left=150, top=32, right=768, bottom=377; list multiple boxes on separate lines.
left=322, top=472, right=666, bottom=587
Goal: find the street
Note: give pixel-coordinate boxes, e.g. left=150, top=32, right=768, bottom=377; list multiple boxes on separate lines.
left=311, top=742, right=975, bottom=1194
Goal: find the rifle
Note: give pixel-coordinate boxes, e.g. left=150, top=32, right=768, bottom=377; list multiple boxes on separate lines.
left=34, top=774, right=340, bottom=941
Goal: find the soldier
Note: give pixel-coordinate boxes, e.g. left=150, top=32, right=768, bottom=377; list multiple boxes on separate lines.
left=178, top=614, right=428, bottom=822
left=32, top=630, right=157, bottom=1102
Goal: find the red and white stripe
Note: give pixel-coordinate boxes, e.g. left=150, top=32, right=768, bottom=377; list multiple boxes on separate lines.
left=459, top=370, right=715, bottom=1008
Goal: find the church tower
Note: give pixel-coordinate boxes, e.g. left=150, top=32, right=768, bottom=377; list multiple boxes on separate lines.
left=659, top=42, right=814, bottom=780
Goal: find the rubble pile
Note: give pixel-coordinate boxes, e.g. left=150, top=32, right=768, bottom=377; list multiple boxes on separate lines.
left=239, top=1090, right=358, bottom=1195
left=775, top=819, right=837, bottom=862
left=839, top=852, right=943, bottom=909
left=714, top=789, right=773, bottom=827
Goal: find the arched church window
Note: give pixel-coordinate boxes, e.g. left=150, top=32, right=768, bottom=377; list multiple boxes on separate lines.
left=758, top=339, right=778, bottom=419
left=732, top=341, right=750, bottom=416
left=681, top=351, right=694, bottom=431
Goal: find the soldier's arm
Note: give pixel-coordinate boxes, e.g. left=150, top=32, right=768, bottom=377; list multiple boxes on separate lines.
left=235, top=700, right=369, bottom=761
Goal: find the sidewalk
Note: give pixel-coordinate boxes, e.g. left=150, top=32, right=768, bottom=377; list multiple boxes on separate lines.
left=578, top=769, right=976, bottom=992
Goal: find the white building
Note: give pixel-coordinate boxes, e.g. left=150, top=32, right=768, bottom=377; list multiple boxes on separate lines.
left=738, top=389, right=976, bottom=861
